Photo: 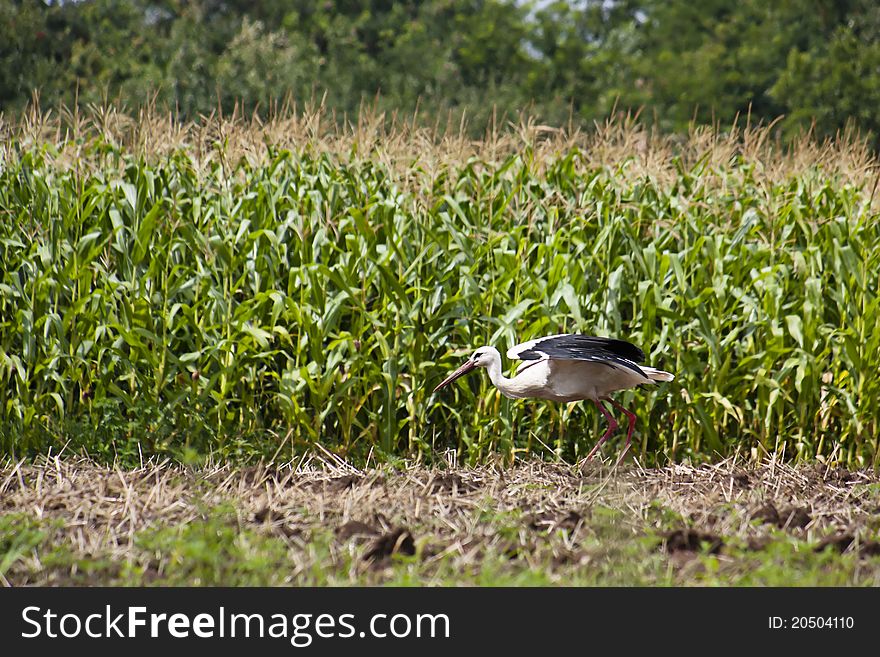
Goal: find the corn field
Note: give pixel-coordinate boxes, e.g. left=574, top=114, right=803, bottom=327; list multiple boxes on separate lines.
left=1, top=107, right=878, bottom=466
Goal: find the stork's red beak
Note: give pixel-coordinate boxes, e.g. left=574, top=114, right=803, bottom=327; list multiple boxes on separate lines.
left=433, top=359, right=477, bottom=392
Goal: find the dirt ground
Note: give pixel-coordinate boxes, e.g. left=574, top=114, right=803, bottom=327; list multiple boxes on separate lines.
left=2, top=454, right=879, bottom=586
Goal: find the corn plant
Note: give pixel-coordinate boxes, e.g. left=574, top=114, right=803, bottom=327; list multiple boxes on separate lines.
left=1, top=112, right=878, bottom=466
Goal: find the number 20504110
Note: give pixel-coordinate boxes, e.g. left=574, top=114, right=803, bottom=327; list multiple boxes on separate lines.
left=769, top=616, right=854, bottom=630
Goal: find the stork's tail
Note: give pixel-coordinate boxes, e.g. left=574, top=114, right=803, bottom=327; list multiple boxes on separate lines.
left=642, top=366, right=674, bottom=382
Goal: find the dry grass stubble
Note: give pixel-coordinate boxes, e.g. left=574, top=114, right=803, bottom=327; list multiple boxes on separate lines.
left=2, top=455, right=879, bottom=585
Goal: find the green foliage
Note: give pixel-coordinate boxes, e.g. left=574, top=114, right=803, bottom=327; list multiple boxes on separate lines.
left=130, top=504, right=292, bottom=586
left=0, top=513, right=55, bottom=579
left=0, top=121, right=878, bottom=466
left=772, top=10, right=880, bottom=141
left=628, top=0, right=880, bottom=141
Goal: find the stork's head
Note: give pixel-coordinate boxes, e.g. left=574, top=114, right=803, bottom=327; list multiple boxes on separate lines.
left=433, top=346, right=500, bottom=392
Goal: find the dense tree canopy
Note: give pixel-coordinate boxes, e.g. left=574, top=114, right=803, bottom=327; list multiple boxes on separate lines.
left=2, top=0, right=879, bottom=142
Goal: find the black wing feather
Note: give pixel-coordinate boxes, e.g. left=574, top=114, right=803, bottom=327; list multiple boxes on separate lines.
left=516, top=334, right=645, bottom=363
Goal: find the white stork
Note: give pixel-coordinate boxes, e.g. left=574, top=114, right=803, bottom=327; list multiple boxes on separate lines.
left=433, top=333, right=674, bottom=463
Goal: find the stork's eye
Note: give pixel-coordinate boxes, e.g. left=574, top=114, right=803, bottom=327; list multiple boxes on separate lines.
left=473, top=351, right=483, bottom=360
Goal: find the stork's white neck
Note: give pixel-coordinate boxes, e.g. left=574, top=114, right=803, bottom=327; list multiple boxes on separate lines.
left=484, top=354, right=505, bottom=386
left=484, top=351, right=518, bottom=398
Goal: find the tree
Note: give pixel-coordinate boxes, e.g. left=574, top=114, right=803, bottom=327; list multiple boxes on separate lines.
left=1, top=0, right=879, bottom=144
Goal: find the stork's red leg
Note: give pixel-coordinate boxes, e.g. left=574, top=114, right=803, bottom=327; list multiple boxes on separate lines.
left=606, top=397, right=637, bottom=464
left=586, top=399, right=618, bottom=461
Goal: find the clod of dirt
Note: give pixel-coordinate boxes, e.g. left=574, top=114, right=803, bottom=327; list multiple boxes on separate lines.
left=750, top=503, right=810, bottom=529
left=659, top=529, right=724, bottom=554
left=751, top=503, right=780, bottom=525
left=253, top=506, right=301, bottom=538
left=253, top=506, right=282, bottom=523
left=555, top=511, right=582, bottom=531
left=426, top=473, right=480, bottom=495
left=814, top=533, right=880, bottom=557
left=328, top=475, right=364, bottom=491
left=806, top=464, right=855, bottom=485
left=336, top=520, right=380, bottom=541
left=731, top=469, right=751, bottom=488
left=780, top=506, right=811, bottom=529
left=363, top=528, right=416, bottom=561
left=815, top=533, right=855, bottom=554
left=862, top=542, right=880, bottom=557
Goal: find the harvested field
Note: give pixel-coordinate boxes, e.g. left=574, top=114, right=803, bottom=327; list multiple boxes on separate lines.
left=2, top=455, right=879, bottom=586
